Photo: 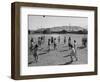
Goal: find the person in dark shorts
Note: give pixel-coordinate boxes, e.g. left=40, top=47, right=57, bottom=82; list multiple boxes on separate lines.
left=68, top=37, right=72, bottom=49
left=48, top=39, right=50, bottom=52
left=30, top=38, right=34, bottom=52
left=51, top=37, right=53, bottom=44
left=32, top=44, right=39, bottom=63
left=54, top=38, right=57, bottom=50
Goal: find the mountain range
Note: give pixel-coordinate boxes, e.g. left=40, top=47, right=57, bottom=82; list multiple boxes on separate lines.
left=29, top=25, right=88, bottom=34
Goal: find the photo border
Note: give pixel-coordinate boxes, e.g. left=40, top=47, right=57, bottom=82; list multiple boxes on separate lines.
left=11, top=2, right=98, bottom=80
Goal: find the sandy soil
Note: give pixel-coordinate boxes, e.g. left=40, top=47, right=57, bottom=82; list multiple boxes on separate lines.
left=28, top=43, right=88, bottom=66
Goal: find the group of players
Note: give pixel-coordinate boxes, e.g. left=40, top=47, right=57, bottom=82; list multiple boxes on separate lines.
left=29, top=36, right=78, bottom=63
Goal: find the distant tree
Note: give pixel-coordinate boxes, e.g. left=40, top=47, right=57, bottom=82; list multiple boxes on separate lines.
left=76, top=29, right=88, bottom=34
left=77, top=30, right=83, bottom=34
left=83, top=29, right=88, bottom=34
left=42, top=29, right=51, bottom=34
left=60, top=30, right=67, bottom=33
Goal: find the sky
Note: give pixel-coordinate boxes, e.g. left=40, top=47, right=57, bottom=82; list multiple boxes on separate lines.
left=28, top=15, right=88, bottom=30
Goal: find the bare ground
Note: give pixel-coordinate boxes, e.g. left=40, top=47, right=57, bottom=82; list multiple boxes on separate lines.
left=28, top=43, right=87, bottom=66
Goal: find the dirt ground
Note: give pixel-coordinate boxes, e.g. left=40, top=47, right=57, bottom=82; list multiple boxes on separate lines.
left=28, top=40, right=88, bottom=66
